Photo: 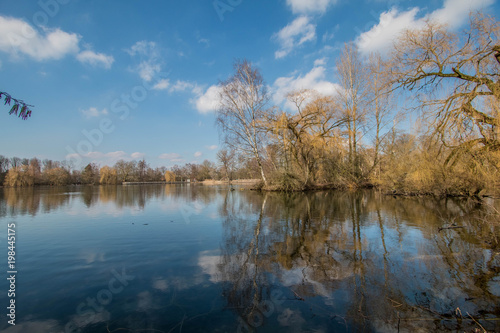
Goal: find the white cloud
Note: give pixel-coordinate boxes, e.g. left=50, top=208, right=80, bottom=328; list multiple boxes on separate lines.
left=159, top=153, right=183, bottom=162
left=194, top=85, right=221, bottom=114
left=137, top=61, right=161, bottom=82
left=153, top=79, right=170, bottom=90
left=273, top=16, right=316, bottom=59
left=194, top=151, right=203, bottom=158
left=314, top=57, right=327, bottom=66
left=131, top=152, right=146, bottom=159
left=65, top=151, right=144, bottom=166
left=207, top=145, right=218, bottom=150
left=272, top=62, right=341, bottom=109
left=76, top=50, right=114, bottom=69
left=0, top=15, right=113, bottom=69
left=0, top=16, right=80, bottom=61
left=80, top=107, right=108, bottom=118
left=125, top=40, right=157, bottom=57
left=126, top=40, right=163, bottom=82
left=356, top=7, right=421, bottom=56
left=286, top=0, right=338, bottom=14
left=356, top=0, right=495, bottom=55
left=169, top=80, right=202, bottom=94
left=155, top=79, right=206, bottom=105
left=430, top=0, right=495, bottom=29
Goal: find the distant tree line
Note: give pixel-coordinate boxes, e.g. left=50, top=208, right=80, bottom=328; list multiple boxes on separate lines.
left=0, top=154, right=262, bottom=187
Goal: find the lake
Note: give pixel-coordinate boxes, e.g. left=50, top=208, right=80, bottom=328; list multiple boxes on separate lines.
left=0, top=185, right=499, bottom=332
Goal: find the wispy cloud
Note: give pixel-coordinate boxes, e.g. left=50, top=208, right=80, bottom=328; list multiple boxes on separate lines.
left=77, top=50, right=114, bottom=69
left=159, top=153, right=183, bottom=162
left=65, top=151, right=145, bottom=166
left=273, top=16, right=316, bottom=59
left=286, top=0, right=339, bottom=14
left=126, top=40, right=163, bottom=82
left=125, top=40, right=158, bottom=57
left=80, top=107, right=108, bottom=118
left=194, top=151, right=203, bottom=158
left=153, top=79, right=170, bottom=90
left=131, top=152, right=146, bottom=159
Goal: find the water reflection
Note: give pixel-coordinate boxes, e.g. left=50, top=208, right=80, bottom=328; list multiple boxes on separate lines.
left=0, top=186, right=498, bottom=332
left=1, top=186, right=71, bottom=216
left=216, top=191, right=500, bottom=332
left=0, top=184, right=226, bottom=218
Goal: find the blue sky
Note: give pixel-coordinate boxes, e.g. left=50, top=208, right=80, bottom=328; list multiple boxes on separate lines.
left=0, top=0, right=497, bottom=169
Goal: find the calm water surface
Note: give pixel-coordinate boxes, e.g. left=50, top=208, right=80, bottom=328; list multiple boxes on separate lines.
left=0, top=185, right=499, bottom=332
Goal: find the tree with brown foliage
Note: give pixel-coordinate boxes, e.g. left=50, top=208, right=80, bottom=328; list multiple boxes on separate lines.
left=272, top=90, right=345, bottom=186
left=100, top=166, right=118, bottom=185
left=164, top=171, right=175, bottom=183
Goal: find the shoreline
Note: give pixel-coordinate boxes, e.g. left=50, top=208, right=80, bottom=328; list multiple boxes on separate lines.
left=1, top=181, right=498, bottom=198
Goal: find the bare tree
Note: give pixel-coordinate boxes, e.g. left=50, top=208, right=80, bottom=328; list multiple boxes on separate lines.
left=10, top=157, right=21, bottom=169
left=389, top=13, right=500, bottom=165
left=137, top=159, right=148, bottom=181
left=217, top=148, right=236, bottom=181
left=336, top=43, right=369, bottom=179
left=0, top=155, right=10, bottom=173
left=216, top=60, right=272, bottom=186
left=367, top=53, right=394, bottom=176
left=114, top=160, right=137, bottom=183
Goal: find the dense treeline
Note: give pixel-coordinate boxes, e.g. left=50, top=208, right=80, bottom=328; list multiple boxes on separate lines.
left=0, top=154, right=261, bottom=187
left=215, top=13, right=500, bottom=196
left=0, top=156, right=166, bottom=186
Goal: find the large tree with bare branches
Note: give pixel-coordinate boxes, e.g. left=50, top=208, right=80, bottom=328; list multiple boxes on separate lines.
left=216, top=60, right=271, bottom=186
left=389, top=13, right=500, bottom=166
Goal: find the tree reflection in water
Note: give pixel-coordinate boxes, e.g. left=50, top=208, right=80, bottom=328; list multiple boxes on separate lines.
left=217, top=190, right=500, bottom=332
left=1, top=185, right=498, bottom=331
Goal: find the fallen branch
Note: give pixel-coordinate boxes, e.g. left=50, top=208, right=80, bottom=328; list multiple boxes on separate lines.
left=467, top=312, right=487, bottom=333
left=438, top=226, right=465, bottom=231
left=291, top=289, right=305, bottom=301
